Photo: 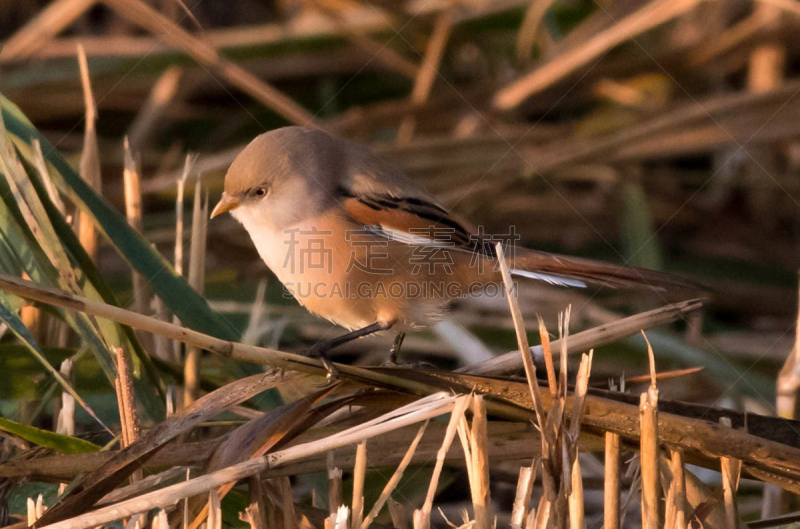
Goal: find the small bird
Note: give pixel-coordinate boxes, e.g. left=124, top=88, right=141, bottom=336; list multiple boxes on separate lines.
left=211, top=126, right=694, bottom=377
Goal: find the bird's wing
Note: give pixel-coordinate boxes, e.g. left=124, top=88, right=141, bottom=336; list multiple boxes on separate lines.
left=335, top=141, right=492, bottom=254
left=337, top=186, right=491, bottom=255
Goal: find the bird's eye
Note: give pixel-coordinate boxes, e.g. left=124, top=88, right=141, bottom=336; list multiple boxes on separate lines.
left=254, top=187, right=267, bottom=198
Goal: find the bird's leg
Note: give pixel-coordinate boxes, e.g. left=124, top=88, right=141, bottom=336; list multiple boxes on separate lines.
left=307, top=321, right=391, bottom=381
left=385, top=332, right=406, bottom=366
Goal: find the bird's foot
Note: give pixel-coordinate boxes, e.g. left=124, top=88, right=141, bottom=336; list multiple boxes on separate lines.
left=307, top=341, right=339, bottom=383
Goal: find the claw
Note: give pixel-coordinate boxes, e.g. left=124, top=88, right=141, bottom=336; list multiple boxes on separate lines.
left=307, top=341, right=338, bottom=382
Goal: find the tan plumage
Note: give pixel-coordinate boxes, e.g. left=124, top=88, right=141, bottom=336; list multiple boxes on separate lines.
left=213, top=126, right=698, bottom=341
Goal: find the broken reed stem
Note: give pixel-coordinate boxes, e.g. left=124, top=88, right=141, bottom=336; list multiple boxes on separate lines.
left=172, top=156, right=192, bottom=363
left=536, top=316, right=557, bottom=395
left=114, top=347, right=140, bottom=447
left=666, top=449, right=686, bottom=529
left=114, top=347, right=142, bottom=484
left=639, top=333, right=659, bottom=529
left=327, top=452, right=342, bottom=522
left=769, top=273, right=800, bottom=516
left=510, top=463, right=535, bottom=529
left=279, top=477, right=296, bottom=529
left=207, top=489, right=221, bottom=529
left=604, top=432, right=621, bottom=529
left=414, top=395, right=470, bottom=529
left=396, top=8, right=454, bottom=146
left=361, top=422, right=428, bottom=529
left=175, top=156, right=193, bottom=276
left=76, top=44, right=101, bottom=262
left=184, top=179, right=207, bottom=406
left=567, top=351, right=592, bottom=529
left=495, top=243, right=546, bottom=427
left=568, top=457, right=584, bottom=529
left=244, top=475, right=267, bottom=529
left=351, top=441, right=366, bottom=529
left=123, top=138, right=150, bottom=320
left=720, top=417, right=743, bottom=528
left=469, top=395, right=492, bottom=529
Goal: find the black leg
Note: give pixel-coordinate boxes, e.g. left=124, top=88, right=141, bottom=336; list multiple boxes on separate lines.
left=387, top=332, right=406, bottom=365
left=308, top=321, right=391, bottom=380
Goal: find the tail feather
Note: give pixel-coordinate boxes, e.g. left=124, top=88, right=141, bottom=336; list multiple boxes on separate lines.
left=510, top=249, right=704, bottom=291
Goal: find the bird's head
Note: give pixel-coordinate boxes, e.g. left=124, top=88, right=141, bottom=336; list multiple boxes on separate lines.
left=211, top=126, right=340, bottom=231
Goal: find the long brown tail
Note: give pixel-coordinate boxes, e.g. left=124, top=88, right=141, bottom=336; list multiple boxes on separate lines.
left=509, top=248, right=705, bottom=291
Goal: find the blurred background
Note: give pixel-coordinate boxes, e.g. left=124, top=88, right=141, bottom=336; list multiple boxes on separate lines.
left=2, top=0, right=800, bottom=523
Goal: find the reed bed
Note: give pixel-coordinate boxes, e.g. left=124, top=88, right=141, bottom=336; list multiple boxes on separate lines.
left=1, top=0, right=800, bottom=527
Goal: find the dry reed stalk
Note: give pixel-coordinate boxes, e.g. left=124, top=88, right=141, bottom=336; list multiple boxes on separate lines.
left=280, top=477, right=297, bottom=529
left=516, top=0, right=558, bottom=64
left=128, top=66, right=184, bottom=152
left=172, top=156, right=193, bottom=362
left=113, top=346, right=143, bottom=487
left=468, top=395, right=491, bottom=529
left=664, top=449, right=686, bottom=529
left=0, top=0, right=97, bottom=60
left=351, top=441, right=367, bottom=529
left=27, top=494, right=45, bottom=525
left=464, top=299, right=703, bottom=376
left=775, top=272, right=800, bottom=422
left=604, top=432, right=621, bottom=529
left=566, top=351, right=592, bottom=529
left=747, top=3, right=784, bottom=95
left=568, top=457, right=584, bottom=529
left=98, top=467, right=189, bottom=506
left=767, top=276, right=800, bottom=517
left=332, top=506, right=349, bottom=529
left=639, top=333, right=660, bottom=529
left=413, top=395, right=471, bottom=529
left=55, top=358, right=76, bottom=437
left=536, top=316, right=557, bottom=395
left=208, top=489, right=222, bottom=529
left=244, top=475, right=267, bottom=529
left=123, top=138, right=149, bottom=317
left=76, top=44, right=101, bottom=262
left=114, top=347, right=140, bottom=448
left=510, top=464, right=535, bottom=529
left=494, top=243, right=546, bottom=426
left=720, top=418, right=743, bottom=528
left=523, top=508, right=536, bottom=529
left=396, top=8, right=454, bottom=146
left=33, top=392, right=455, bottom=529
left=360, top=422, right=428, bottom=529
left=183, top=179, right=207, bottom=406
left=100, top=0, right=320, bottom=128
left=155, top=510, right=168, bottom=529
left=174, top=156, right=194, bottom=277
left=8, top=271, right=800, bottom=491
left=493, top=0, right=703, bottom=109
left=327, top=452, right=342, bottom=524
left=152, top=296, right=174, bottom=363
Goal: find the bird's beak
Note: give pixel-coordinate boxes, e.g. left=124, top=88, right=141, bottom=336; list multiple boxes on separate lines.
left=210, top=193, right=240, bottom=219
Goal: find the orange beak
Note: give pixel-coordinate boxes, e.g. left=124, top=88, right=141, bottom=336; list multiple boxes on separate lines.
left=210, top=193, right=241, bottom=219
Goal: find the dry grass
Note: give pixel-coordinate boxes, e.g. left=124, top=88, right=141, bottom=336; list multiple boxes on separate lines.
left=1, top=0, right=800, bottom=528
